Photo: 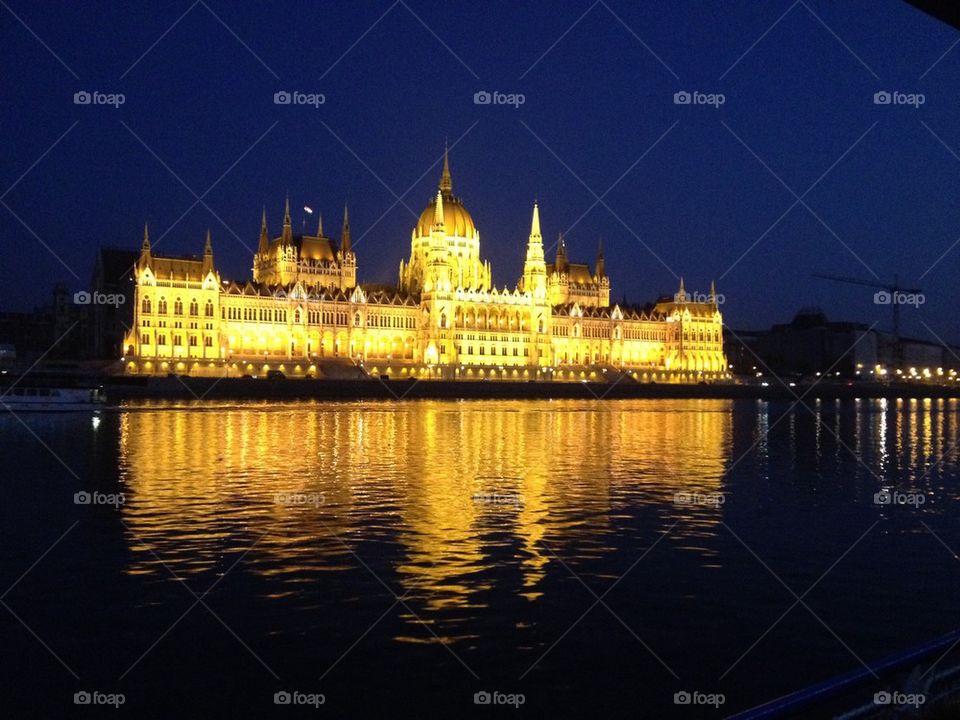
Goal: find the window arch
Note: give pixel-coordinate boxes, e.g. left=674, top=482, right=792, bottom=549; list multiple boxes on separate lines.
left=142, top=297, right=151, bottom=314
left=158, top=297, right=168, bottom=314
left=189, top=299, right=199, bottom=316
left=205, top=301, right=214, bottom=317
left=174, top=298, right=183, bottom=315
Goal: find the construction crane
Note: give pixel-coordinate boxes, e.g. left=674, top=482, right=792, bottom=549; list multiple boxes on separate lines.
left=813, top=273, right=922, bottom=366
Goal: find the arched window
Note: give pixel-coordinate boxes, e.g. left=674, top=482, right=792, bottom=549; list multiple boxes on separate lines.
left=174, top=298, right=183, bottom=315
left=158, top=297, right=168, bottom=314
left=354, top=312, right=361, bottom=327
left=205, top=301, right=214, bottom=317
left=189, top=300, right=199, bottom=316
left=142, top=297, right=151, bottom=314
left=440, top=312, right=447, bottom=329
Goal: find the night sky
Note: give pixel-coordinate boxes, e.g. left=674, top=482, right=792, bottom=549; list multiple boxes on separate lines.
left=2, top=1, right=959, bottom=342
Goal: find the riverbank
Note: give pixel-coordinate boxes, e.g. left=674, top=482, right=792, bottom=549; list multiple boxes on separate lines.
left=96, top=375, right=960, bottom=401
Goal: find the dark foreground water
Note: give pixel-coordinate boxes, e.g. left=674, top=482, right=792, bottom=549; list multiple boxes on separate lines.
left=2, top=398, right=959, bottom=719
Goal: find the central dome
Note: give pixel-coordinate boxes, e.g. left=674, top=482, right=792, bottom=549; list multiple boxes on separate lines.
left=416, top=193, right=476, bottom=238
left=414, top=148, right=477, bottom=238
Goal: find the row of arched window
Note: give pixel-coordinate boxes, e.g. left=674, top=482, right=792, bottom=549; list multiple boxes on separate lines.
left=141, top=297, right=213, bottom=317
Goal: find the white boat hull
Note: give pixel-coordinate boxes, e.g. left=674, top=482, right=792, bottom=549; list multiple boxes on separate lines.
left=0, top=387, right=105, bottom=412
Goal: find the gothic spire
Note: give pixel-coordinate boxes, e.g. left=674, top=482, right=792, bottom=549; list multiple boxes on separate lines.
left=258, top=207, right=269, bottom=254
left=439, top=142, right=452, bottom=196
left=555, top=233, right=568, bottom=272
left=530, top=201, right=541, bottom=240
left=202, top=229, right=214, bottom=275
left=138, top=222, right=152, bottom=270
left=282, top=197, right=292, bottom=245
left=340, top=204, right=351, bottom=254
left=317, top=211, right=324, bottom=238
left=596, top=238, right=605, bottom=278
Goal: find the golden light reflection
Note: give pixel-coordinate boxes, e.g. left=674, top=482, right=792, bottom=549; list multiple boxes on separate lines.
left=117, top=399, right=733, bottom=637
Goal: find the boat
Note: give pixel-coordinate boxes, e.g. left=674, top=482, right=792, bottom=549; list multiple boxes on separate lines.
left=0, top=386, right=105, bottom=412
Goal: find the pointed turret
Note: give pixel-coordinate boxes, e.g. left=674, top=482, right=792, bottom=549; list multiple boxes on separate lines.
left=340, top=204, right=352, bottom=254
left=522, top=201, right=547, bottom=297
left=202, top=229, right=214, bottom=276
left=530, top=201, right=541, bottom=240
left=282, top=196, right=292, bottom=245
left=138, top=222, right=152, bottom=271
left=258, top=207, right=269, bottom=254
left=439, top=142, right=453, bottom=196
left=595, top=238, right=605, bottom=278
left=709, top=279, right=717, bottom=304
left=433, top=190, right=445, bottom=230
left=678, top=276, right=686, bottom=303
left=317, top=212, right=324, bottom=238
left=555, top=233, right=568, bottom=273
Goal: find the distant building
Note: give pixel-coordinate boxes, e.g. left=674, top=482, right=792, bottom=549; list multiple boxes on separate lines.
left=727, top=307, right=960, bottom=378
left=0, top=284, right=83, bottom=365
left=85, top=247, right=138, bottom=359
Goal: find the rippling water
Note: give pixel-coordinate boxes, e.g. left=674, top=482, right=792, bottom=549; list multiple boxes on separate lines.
left=3, top=398, right=960, bottom=718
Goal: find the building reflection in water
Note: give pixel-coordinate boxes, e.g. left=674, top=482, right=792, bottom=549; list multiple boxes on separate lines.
left=116, top=400, right=733, bottom=632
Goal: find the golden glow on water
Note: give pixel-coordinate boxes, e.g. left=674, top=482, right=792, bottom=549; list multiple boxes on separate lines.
left=117, top=400, right=734, bottom=627
left=91, top=395, right=960, bottom=654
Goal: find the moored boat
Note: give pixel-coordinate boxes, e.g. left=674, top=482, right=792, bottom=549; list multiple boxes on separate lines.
left=0, top=386, right=105, bottom=412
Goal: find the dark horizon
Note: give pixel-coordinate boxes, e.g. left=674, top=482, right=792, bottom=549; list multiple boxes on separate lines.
left=2, top=1, right=960, bottom=342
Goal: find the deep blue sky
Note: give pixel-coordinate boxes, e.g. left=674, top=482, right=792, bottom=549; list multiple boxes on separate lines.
left=2, top=1, right=959, bottom=341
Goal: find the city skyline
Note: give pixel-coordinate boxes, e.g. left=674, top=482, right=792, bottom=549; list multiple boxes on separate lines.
left=3, top=1, right=960, bottom=344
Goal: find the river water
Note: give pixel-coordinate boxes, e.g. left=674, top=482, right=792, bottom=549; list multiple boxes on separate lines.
left=2, top=398, right=958, bottom=718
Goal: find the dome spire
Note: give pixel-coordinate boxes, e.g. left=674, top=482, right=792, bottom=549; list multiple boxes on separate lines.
left=439, top=141, right=452, bottom=195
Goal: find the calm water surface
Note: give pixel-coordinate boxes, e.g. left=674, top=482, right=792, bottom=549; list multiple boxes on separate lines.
left=3, top=398, right=960, bottom=718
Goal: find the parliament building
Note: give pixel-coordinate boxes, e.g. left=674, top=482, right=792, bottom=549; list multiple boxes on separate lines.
left=123, top=151, right=727, bottom=381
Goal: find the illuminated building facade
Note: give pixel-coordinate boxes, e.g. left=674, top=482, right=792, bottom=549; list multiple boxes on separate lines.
left=123, top=151, right=727, bottom=380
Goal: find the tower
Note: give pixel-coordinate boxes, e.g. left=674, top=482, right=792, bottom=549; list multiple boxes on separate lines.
left=202, top=229, right=214, bottom=277
left=522, top=201, right=547, bottom=298
left=595, top=238, right=610, bottom=306
left=258, top=207, right=269, bottom=255
left=282, top=196, right=293, bottom=245
left=340, top=204, right=351, bottom=254
left=424, top=190, right=452, bottom=293
left=555, top=233, right=568, bottom=274
left=339, top=204, right=356, bottom=290
left=138, top=222, right=152, bottom=272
